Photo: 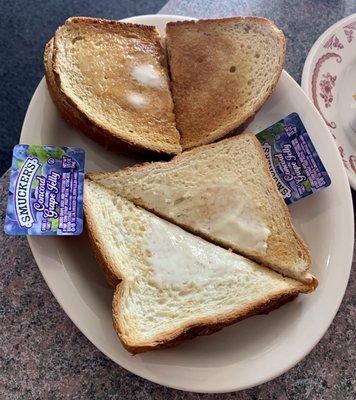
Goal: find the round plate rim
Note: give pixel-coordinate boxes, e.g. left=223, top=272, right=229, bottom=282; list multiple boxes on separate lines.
left=20, top=13, right=354, bottom=393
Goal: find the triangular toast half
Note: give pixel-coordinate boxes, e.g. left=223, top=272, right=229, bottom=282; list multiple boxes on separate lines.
left=84, top=179, right=315, bottom=353
left=87, top=134, right=314, bottom=284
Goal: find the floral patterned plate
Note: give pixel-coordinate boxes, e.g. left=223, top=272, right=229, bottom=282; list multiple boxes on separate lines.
left=302, top=13, right=356, bottom=189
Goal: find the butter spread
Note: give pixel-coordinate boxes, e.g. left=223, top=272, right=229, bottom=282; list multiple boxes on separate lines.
left=140, top=180, right=270, bottom=254
left=206, top=207, right=270, bottom=253
left=131, top=64, right=164, bottom=89
left=145, top=215, right=252, bottom=288
left=127, top=92, right=147, bottom=108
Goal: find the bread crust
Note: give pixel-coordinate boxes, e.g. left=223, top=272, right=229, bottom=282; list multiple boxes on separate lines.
left=166, top=16, right=287, bottom=149
left=246, top=135, right=313, bottom=279
left=166, top=15, right=284, bottom=29
left=47, top=17, right=181, bottom=155
left=85, top=224, right=121, bottom=288
left=114, top=291, right=299, bottom=354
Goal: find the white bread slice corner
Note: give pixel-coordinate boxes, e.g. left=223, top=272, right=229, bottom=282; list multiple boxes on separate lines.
left=49, top=17, right=181, bottom=155
left=87, top=134, right=315, bottom=285
left=84, top=179, right=315, bottom=354
left=166, top=17, right=286, bottom=149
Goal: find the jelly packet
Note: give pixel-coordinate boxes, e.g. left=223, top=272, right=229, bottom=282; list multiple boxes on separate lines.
left=4, top=145, right=84, bottom=235
left=256, top=113, right=331, bottom=204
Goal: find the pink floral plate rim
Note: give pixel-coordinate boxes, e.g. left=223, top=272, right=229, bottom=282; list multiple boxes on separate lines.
left=302, top=13, right=356, bottom=190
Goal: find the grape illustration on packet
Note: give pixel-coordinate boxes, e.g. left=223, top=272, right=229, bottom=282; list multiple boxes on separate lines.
left=256, top=113, right=331, bottom=204
left=4, top=145, right=85, bottom=236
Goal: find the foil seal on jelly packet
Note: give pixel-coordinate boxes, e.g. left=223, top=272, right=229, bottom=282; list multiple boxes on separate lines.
left=4, top=145, right=84, bottom=235
left=256, top=112, right=331, bottom=204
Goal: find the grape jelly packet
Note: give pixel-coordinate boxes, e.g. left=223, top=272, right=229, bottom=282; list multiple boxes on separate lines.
left=256, top=113, right=331, bottom=204
left=4, top=145, right=84, bottom=235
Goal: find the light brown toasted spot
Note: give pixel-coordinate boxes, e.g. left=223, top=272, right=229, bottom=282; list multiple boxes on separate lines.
left=166, top=17, right=286, bottom=150
left=52, top=17, right=181, bottom=154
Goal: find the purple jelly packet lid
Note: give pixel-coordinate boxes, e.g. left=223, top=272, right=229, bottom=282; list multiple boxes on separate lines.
left=4, top=145, right=85, bottom=236
left=256, top=113, right=331, bottom=204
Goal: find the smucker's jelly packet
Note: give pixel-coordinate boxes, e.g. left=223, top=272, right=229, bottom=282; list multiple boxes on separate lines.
left=4, top=145, right=84, bottom=235
left=256, top=112, right=331, bottom=204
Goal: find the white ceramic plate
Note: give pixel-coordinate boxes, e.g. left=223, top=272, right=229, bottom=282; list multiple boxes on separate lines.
left=20, top=14, right=354, bottom=393
left=302, top=14, right=356, bottom=189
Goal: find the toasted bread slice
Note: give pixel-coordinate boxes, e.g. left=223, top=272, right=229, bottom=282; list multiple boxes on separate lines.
left=84, top=179, right=315, bottom=354
left=49, top=17, right=181, bottom=155
left=87, top=134, right=315, bottom=284
left=44, top=39, right=101, bottom=139
left=166, top=17, right=286, bottom=149
left=45, top=38, right=141, bottom=155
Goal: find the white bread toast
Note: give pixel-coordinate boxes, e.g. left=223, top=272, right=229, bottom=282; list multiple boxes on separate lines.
left=46, top=17, right=181, bottom=155
left=87, top=134, right=315, bottom=284
left=84, top=179, right=315, bottom=354
left=166, top=17, right=286, bottom=149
